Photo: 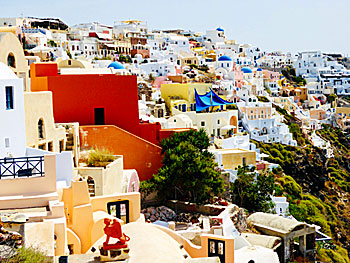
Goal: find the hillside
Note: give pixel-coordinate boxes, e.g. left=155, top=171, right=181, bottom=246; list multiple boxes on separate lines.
left=252, top=124, right=350, bottom=262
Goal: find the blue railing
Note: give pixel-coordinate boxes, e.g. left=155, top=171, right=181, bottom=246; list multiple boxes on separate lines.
left=0, top=156, right=45, bottom=179
left=22, top=28, right=46, bottom=35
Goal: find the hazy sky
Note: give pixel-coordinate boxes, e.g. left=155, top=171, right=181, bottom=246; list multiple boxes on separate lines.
left=3, top=0, right=350, bottom=55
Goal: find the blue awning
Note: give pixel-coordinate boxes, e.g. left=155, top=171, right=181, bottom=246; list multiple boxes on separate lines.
left=195, top=88, right=233, bottom=112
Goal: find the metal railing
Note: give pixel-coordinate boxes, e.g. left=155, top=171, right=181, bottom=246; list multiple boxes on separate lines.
left=0, top=156, right=45, bottom=179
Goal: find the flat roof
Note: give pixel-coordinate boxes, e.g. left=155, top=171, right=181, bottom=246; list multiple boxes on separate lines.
left=210, top=148, right=255, bottom=154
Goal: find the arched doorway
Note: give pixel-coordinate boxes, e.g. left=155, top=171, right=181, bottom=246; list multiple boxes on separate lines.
left=230, top=116, right=238, bottom=133
left=7, top=53, right=16, bottom=68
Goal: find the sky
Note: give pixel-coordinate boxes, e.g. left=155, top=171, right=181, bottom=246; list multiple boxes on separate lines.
left=2, top=0, right=350, bottom=55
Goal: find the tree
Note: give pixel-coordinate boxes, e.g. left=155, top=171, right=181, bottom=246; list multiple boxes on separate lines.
left=140, top=129, right=225, bottom=203
left=327, top=93, right=337, bottom=104
left=230, top=166, right=275, bottom=212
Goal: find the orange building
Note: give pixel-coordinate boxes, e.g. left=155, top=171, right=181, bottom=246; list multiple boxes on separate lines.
left=80, top=125, right=162, bottom=181
left=309, top=109, right=326, bottom=120
left=289, top=87, right=308, bottom=103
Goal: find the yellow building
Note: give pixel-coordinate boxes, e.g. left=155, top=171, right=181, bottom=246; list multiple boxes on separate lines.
left=336, top=107, right=350, bottom=118
left=335, top=107, right=350, bottom=130
left=161, top=83, right=231, bottom=114
left=24, top=91, right=66, bottom=152
left=210, top=148, right=256, bottom=170
left=161, top=83, right=212, bottom=113
left=0, top=31, right=29, bottom=90
left=273, top=97, right=298, bottom=112
left=61, top=179, right=141, bottom=254
left=57, top=58, right=93, bottom=69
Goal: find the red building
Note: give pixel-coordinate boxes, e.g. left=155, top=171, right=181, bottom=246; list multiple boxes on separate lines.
left=130, top=36, right=149, bottom=58
left=30, top=63, right=160, bottom=143
left=30, top=63, right=165, bottom=181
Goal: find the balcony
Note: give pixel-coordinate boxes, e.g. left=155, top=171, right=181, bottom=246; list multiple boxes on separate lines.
left=0, top=156, right=45, bottom=179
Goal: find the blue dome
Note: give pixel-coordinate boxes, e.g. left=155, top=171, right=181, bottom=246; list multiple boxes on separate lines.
left=257, top=68, right=262, bottom=72
left=108, top=61, right=125, bottom=70
left=216, top=27, right=224, bottom=32
left=218, top=55, right=232, bottom=62
left=241, top=67, right=253, bottom=73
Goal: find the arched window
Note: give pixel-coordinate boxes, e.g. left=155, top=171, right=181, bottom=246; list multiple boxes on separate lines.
left=7, top=53, right=15, bottom=68
left=38, top=119, right=45, bottom=139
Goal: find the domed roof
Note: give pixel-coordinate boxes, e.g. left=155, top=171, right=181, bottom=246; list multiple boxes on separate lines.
left=0, top=62, right=17, bottom=80
left=216, top=27, right=224, bottom=32
left=241, top=67, right=253, bottom=73
left=218, top=55, right=232, bottom=62
left=257, top=68, right=262, bottom=72
left=108, top=61, right=125, bottom=70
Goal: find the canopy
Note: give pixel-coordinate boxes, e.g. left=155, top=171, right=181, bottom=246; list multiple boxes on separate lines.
left=28, top=46, right=53, bottom=53
left=195, top=88, right=233, bottom=112
left=221, top=125, right=236, bottom=130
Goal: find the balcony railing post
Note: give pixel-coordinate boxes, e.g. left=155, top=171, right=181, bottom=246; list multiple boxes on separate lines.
left=40, top=157, right=43, bottom=177
left=13, top=159, right=16, bottom=179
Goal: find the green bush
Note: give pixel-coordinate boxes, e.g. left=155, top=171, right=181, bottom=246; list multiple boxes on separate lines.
left=283, top=177, right=302, bottom=199
left=318, top=246, right=350, bottom=263
left=5, top=246, right=51, bottom=263
left=87, top=148, right=116, bottom=167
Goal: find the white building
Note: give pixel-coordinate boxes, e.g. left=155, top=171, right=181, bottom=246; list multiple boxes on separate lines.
left=271, top=196, right=289, bottom=217
left=164, top=34, right=191, bottom=53
left=204, top=28, right=226, bottom=47
left=215, top=55, right=235, bottom=80
left=294, top=51, right=326, bottom=77
left=113, top=21, right=148, bottom=38
left=238, top=101, right=297, bottom=146
left=173, top=108, right=238, bottom=137
left=0, top=62, right=26, bottom=158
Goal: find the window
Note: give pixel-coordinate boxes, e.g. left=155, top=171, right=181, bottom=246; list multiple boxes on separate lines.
left=201, top=121, right=205, bottom=126
left=48, top=141, right=53, bottom=152
left=217, top=120, right=220, bottom=124
left=5, top=86, right=14, bottom=110
left=38, top=119, right=45, bottom=139
left=59, top=140, right=64, bottom=152
left=107, top=200, right=129, bottom=223
left=242, top=157, right=246, bottom=166
left=4, top=138, right=9, bottom=148
left=38, top=144, right=46, bottom=150
left=7, top=53, right=15, bottom=68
